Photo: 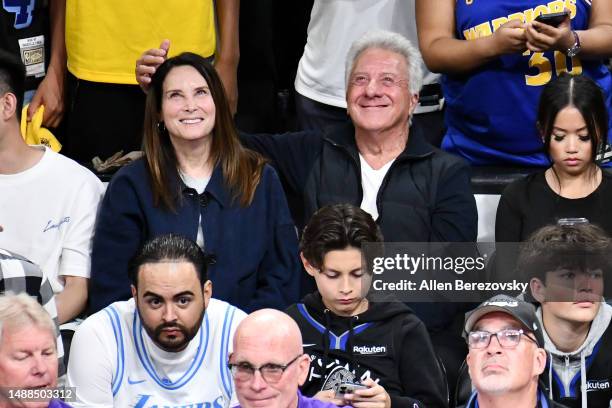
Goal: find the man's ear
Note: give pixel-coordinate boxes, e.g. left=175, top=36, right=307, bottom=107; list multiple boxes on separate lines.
left=0, top=92, right=18, bottom=121
left=131, top=284, right=137, bottom=299
left=465, top=351, right=474, bottom=380
left=202, top=280, right=213, bottom=309
left=533, top=347, right=547, bottom=376
left=530, top=277, right=547, bottom=303
left=408, top=92, right=419, bottom=116
left=296, top=353, right=311, bottom=386
left=300, top=252, right=318, bottom=278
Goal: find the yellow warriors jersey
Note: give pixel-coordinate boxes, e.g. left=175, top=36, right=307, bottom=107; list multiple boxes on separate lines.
left=66, top=0, right=215, bottom=84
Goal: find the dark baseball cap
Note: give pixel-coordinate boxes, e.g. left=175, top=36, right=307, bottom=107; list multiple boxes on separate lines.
left=463, top=294, right=545, bottom=347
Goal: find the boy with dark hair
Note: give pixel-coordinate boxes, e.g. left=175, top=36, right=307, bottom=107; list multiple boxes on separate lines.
left=286, top=203, right=448, bottom=408
left=521, top=223, right=612, bottom=408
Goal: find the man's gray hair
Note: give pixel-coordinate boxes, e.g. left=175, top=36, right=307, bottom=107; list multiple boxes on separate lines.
left=0, top=292, right=56, bottom=345
left=345, top=30, right=424, bottom=96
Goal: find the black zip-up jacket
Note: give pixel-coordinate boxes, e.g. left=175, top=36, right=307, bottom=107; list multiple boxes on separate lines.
left=286, top=292, right=449, bottom=408
left=242, top=122, right=478, bottom=330
left=242, top=122, right=477, bottom=241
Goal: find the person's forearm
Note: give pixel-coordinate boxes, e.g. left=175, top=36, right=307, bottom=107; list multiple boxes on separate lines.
left=56, top=276, right=87, bottom=324
left=415, top=0, right=502, bottom=74
left=576, top=25, right=612, bottom=57
left=215, top=0, right=240, bottom=66
left=421, top=36, right=501, bottom=74
left=48, top=0, right=67, bottom=74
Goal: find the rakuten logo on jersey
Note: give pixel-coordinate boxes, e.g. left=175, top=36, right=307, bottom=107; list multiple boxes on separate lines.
left=586, top=379, right=610, bottom=392
left=352, top=345, right=387, bottom=356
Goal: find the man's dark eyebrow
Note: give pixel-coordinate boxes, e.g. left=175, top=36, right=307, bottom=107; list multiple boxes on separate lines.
left=173, top=291, right=195, bottom=299
left=141, top=290, right=195, bottom=299
left=142, top=291, right=162, bottom=299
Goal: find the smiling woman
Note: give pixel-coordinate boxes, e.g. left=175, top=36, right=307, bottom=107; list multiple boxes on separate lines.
left=88, top=53, right=301, bottom=314
left=496, top=73, right=612, bottom=242
left=159, top=65, right=216, bottom=148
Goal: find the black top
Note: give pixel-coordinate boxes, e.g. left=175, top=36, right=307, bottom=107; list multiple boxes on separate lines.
left=495, top=170, right=612, bottom=242
left=242, top=122, right=478, bottom=242
left=286, top=292, right=449, bottom=408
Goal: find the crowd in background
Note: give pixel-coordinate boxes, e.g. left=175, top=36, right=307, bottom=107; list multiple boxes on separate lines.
left=1, top=1, right=612, bottom=408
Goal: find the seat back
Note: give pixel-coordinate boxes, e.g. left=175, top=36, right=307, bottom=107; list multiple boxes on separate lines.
left=454, top=359, right=473, bottom=408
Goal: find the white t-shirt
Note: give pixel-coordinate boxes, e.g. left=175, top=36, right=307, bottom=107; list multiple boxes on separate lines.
left=67, top=298, right=245, bottom=408
left=359, top=154, right=394, bottom=221
left=294, top=0, right=440, bottom=113
left=179, top=171, right=211, bottom=249
left=0, top=146, right=104, bottom=293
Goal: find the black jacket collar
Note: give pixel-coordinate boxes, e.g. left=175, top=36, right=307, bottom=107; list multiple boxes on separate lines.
left=321, top=121, right=435, bottom=162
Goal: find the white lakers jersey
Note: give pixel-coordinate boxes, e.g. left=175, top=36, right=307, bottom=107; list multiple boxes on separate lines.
left=67, top=298, right=245, bottom=408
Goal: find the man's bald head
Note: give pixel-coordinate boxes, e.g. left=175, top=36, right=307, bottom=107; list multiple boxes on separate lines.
left=230, top=309, right=310, bottom=408
left=234, top=309, right=303, bottom=355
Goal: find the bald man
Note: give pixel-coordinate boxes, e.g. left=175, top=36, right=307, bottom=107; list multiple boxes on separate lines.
left=229, top=309, right=352, bottom=408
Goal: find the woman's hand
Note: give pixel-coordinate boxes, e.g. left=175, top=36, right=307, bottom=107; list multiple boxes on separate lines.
left=525, top=15, right=575, bottom=53
left=492, top=20, right=528, bottom=55
left=343, top=378, right=391, bottom=408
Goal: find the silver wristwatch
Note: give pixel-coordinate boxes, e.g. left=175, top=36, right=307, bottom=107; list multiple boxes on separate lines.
left=566, top=30, right=581, bottom=58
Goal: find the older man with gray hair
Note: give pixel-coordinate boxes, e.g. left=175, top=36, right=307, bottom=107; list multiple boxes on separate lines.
left=236, top=30, right=477, bottom=248
left=0, top=292, right=72, bottom=408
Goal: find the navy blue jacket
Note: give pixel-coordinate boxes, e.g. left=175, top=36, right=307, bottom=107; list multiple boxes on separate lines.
left=89, top=159, right=301, bottom=314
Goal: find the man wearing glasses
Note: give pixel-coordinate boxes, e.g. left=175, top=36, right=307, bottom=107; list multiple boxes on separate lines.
left=462, top=294, right=567, bottom=408
left=228, top=309, right=351, bottom=408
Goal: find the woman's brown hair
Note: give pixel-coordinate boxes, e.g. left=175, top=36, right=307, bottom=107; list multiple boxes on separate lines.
left=142, top=52, right=266, bottom=210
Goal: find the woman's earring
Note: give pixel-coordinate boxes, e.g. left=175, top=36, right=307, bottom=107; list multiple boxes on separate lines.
left=157, top=121, right=166, bottom=134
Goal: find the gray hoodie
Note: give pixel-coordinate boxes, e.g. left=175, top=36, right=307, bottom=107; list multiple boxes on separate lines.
left=537, top=303, right=612, bottom=408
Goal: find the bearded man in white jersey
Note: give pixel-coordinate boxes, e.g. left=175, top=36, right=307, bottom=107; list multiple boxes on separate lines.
left=67, top=234, right=245, bottom=408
